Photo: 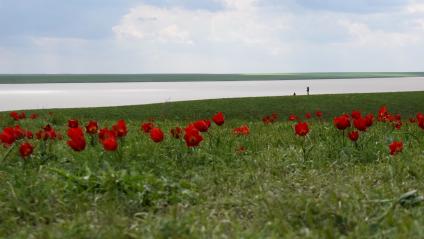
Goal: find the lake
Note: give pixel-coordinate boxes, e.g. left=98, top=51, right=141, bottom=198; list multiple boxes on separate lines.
left=0, top=77, right=423, bottom=111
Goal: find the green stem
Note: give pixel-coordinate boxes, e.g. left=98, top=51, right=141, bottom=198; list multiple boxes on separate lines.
left=1, top=143, right=16, bottom=162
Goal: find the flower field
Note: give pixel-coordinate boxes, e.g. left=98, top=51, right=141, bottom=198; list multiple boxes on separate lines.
left=1, top=92, right=424, bottom=238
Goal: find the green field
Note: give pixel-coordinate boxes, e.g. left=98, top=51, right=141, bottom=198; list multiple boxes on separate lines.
left=1, top=72, right=424, bottom=84
left=1, top=92, right=424, bottom=238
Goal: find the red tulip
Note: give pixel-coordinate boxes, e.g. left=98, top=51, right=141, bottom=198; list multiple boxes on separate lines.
left=233, top=125, right=250, bottom=136
left=351, top=110, right=362, bottom=120
left=417, top=112, right=424, bottom=121
left=10, top=112, right=20, bottom=121
left=170, top=127, right=183, bottom=139
left=212, top=112, right=225, bottom=126
left=19, top=142, right=34, bottom=158
left=141, top=122, right=154, bottom=133
left=353, top=117, right=367, bottom=132
left=26, top=131, right=33, bottom=139
left=36, top=124, right=57, bottom=140
left=30, top=113, right=39, bottom=120
left=389, top=141, right=403, bottom=155
left=85, top=120, right=99, bottom=134
left=67, top=128, right=86, bottom=152
left=409, top=118, right=416, bottom=123
left=271, top=113, right=278, bottom=121
left=12, top=125, right=26, bottom=140
left=99, top=128, right=116, bottom=141
left=333, top=115, right=351, bottom=130
left=393, top=120, right=402, bottom=130
left=378, top=105, right=389, bottom=122
left=194, top=120, right=209, bottom=132
left=0, top=128, right=16, bottom=146
left=417, top=113, right=424, bottom=130
left=184, top=125, right=203, bottom=147
left=288, top=114, right=298, bottom=122
left=365, top=113, right=374, bottom=127
left=150, top=128, right=164, bottom=143
left=305, top=112, right=312, bottom=119
left=19, top=112, right=26, bottom=119
left=67, top=137, right=86, bottom=152
left=315, top=111, right=323, bottom=118
left=68, top=119, right=79, bottom=128
left=419, top=119, right=424, bottom=130
left=348, top=131, right=359, bottom=142
left=112, top=119, right=128, bottom=137
left=102, top=136, right=118, bottom=151
left=262, top=115, right=272, bottom=125
left=294, top=122, right=309, bottom=136
left=98, top=127, right=118, bottom=151
left=205, top=120, right=211, bottom=128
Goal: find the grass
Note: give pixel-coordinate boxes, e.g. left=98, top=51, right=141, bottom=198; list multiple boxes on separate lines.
left=1, top=91, right=424, bottom=238
left=1, top=72, right=424, bottom=84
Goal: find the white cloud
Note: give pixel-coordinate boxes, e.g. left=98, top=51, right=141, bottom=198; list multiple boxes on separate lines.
left=2, top=1, right=424, bottom=73
left=112, top=2, right=290, bottom=54
left=339, top=20, right=420, bottom=47
left=406, top=2, right=424, bottom=13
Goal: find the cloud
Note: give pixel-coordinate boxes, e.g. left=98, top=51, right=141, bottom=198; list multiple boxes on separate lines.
left=289, top=0, right=408, bottom=13
left=1, top=0, right=424, bottom=73
left=113, top=1, right=290, bottom=54
left=339, top=20, right=420, bottom=47
left=406, top=2, right=424, bottom=13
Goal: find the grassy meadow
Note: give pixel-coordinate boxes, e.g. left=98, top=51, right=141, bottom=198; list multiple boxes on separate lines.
left=1, top=92, right=424, bottom=238
left=1, top=72, right=424, bottom=84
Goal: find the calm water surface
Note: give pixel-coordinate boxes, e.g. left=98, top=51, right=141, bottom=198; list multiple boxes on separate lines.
left=0, top=77, right=423, bottom=111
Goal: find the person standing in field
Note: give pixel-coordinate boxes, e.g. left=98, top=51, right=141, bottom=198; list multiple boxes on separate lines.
left=307, top=86, right=310, bottom=95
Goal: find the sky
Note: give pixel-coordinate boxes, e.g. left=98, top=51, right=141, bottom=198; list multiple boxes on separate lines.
left=0, top=0, right=424, bottom=73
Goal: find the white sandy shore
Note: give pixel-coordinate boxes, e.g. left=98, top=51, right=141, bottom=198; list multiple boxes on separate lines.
left=0, top=77, right=423, bottom=111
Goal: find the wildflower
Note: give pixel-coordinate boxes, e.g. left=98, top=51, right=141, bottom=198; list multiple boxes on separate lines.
left=233, top=125, right=250, bottom=136
left=9, top=112, right=20, bottom=121
left=150, top=128, right=164, bottom=143
left=389, top=141, right=403, bottom=155
left=36, top=124, right=57, bottom=140
left=68, top=119, right=79, bottom=128
left=141, top=122, right=154, bottom=133
left=85, top=120, right=99, bottom=134
left=112, top=119, right=128, bottom=137
left=348, top=131, right=359, bottom=142
left=351, top=110, right=362, bottom=120
left=170, top=127, right=183, bottom=139
left=30, top=113, right=39, bottom=120
left=333, top=115, right=351, bottom=130
left=19, top=142, right=34, bottom=158
left=102, top=136, right=118, bottom=151
left=305, top=112, right=312, bottom=119
left=212, top=112, right=225, bottom=126
left=365, top=113, right=374, bottom=127
left=0, top=127, right=16, bottom=146
left=194, top=120, right=209, bottom=132
left=67, top=128, right=86, bottom=151
left=295, top=122, right=309, bottom=136
left=353, top=117, right=367, bottom=132
left=288, top=114, right=298, bottom=122
left=184, top=125, right=203, bottom=147
left=378, top=105, right=389, bottom=122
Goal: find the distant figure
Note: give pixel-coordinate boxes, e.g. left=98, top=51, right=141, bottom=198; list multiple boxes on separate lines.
left=306, top=86, right=310, bottom=96
left=293, top=92, right=296, bottom=96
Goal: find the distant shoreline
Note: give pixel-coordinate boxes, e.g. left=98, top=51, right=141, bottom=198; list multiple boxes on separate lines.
left=1, top=72, right=424, bottom=84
